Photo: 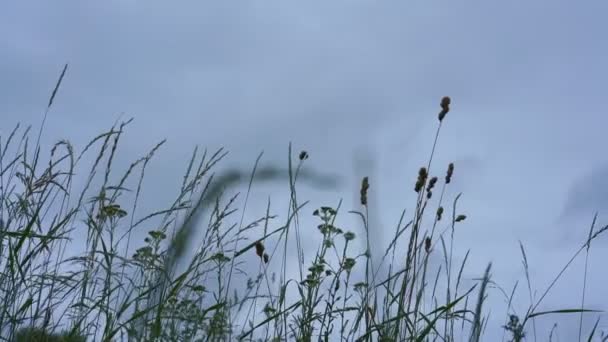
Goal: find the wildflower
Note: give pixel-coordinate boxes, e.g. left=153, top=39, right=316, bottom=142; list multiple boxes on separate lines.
left=344, top=231, right=356, bottom=241
left=320, top=206, right=336, bottom=216
left=343, top=258, right=356, bottom=272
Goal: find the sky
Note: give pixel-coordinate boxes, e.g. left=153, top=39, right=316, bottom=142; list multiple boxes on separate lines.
left=1, top=0, right=607, bottom=340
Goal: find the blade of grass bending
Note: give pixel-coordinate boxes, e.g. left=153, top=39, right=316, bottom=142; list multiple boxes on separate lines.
left=469, top=263, right=492, bottom=342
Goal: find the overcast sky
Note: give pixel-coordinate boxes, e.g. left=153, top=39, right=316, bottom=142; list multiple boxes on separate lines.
left=1, top=1, right=607, bottom=340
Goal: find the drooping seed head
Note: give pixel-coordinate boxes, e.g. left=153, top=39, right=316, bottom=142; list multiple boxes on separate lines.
left=441, top=96, right=451, bottom=109
left=438, top=96, right=451, bottom=122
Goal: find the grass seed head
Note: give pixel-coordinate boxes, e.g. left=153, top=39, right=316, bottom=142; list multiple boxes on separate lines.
left=427, top=176, right=438, bottom=192
left=425, top=237, right=432, bottom=253
left=446, top=163, right=454, bottom=184
left=360, top=176, right=369, bottom=206
left=415, top=167, right=428, bottom=193
left=438, top=96, right=451, bottom=121
left=436, top=206, right=444, bottom=221
left=441, top=96, right=451, bottom=109
left=255, top=241, right=265, bottom=258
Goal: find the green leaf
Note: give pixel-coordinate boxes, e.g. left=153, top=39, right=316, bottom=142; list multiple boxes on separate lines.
left=528, top=308, right=602, bottom=319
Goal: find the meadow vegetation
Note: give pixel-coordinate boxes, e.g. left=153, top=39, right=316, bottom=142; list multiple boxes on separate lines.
left=1, top=66, right=606, bottom=341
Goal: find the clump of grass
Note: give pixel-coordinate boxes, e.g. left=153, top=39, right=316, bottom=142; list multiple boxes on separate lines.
left=14, top=327, right=86, bottom=342
left=1, top=66, right=606, bottom=341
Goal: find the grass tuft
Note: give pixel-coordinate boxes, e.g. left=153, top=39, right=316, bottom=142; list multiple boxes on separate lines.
left=1, top=85, right=606, bottom=341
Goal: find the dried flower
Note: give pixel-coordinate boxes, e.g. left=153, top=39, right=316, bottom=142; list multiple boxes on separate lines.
left=455, top=214, right=467, bottom=222
left=299, top=151, right=309, bottom=160
left=263, top=253, right=269, bottom=264
left=360, top=176, right=369, bottom=206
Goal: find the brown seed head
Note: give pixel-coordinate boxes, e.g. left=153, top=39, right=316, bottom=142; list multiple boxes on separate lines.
left=255, top=241, right=265, bottom=258
left=441, top=96, right=451, bottom=109
left=446, top=163, right=454, bottom=184
left=419, top=167, right=428, bottom=178
left=425, top=237, right=432, bottom=253
left=360, top=176, right=369, bottom=206
left=427, top=176, right=438, bottom=192
left=436, top=206, right=444, bottom=221
left=438, top=96, right=451, bottom=122
left=415, top=167, right=428, bottom=193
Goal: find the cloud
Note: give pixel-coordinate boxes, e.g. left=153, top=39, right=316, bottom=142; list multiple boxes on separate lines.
left=2, top=0, right=608, bottom=339
left=562, top=163, right=608, bottom=218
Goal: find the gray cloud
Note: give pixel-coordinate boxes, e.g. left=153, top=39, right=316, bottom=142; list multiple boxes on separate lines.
left=562, top=163, right=608, bottom=218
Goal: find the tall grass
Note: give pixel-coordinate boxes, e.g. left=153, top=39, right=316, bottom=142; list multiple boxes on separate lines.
left=0, top=68, right=606, bottom=341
